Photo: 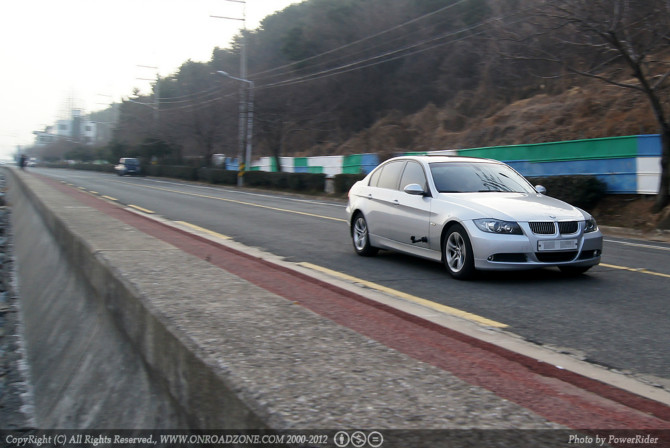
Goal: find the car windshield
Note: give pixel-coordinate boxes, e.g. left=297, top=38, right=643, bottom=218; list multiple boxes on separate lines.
left=429, top=162, right=536, bottom=194
left=124, top=159, right=139, bottom=166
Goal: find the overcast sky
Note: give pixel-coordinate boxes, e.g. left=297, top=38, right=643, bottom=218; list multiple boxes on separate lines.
left=0, top=0, right=301, bottom=160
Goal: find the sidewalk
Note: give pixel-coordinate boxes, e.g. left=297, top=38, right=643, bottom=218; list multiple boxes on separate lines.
left=600, top=225, right=670, bottom=243
left=6, top=171, right=670, bottom=446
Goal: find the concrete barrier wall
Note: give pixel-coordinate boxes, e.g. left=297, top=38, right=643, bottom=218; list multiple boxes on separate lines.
left=6, top=169, right=267, bottom=429
left=8, top=168, right=520, bottom=431
left=12, top=194, right=178, bottom=428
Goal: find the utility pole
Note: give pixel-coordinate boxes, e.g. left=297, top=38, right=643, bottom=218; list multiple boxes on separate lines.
left=217, top=72, right=253, bottom=189
left=211, top=0, right=248, bottom=186
left=95, top=93, right=116, bottom=145
left=136, top=65, right=160, bottom=131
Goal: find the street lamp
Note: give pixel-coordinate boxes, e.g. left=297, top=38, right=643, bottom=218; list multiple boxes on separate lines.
left=217, top=71, right=254, bottom=187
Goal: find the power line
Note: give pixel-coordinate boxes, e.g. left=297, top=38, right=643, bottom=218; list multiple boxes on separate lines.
left=252, top=12, right=462, bottom=85
left=250, top=0, right=471, bottom=82
left=122, top=2, right=508, bottom=115
left=122, top=83, right=236, bottom=110
left=153, top=85, right=225, bottom=103
left=256, top=15, right=506, bottom=90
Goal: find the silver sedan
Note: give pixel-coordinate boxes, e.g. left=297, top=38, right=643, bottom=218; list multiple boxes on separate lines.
left=346, top=156, right=603, bottom=279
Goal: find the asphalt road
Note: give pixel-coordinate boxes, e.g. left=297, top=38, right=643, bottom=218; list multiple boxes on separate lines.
left=30, top=168, right=670, bottom=387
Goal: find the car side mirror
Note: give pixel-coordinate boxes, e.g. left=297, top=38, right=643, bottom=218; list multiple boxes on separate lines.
left=404, top=183, right=426, bottom=196
left=535, top=185, right=547, bottom=195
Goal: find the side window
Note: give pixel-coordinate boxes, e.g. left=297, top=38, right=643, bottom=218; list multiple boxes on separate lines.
left=399, top=161, right=427, bottom=191
left=368, top=166, right=383, bottom=187
left=377, top=161, right=406, bottom=190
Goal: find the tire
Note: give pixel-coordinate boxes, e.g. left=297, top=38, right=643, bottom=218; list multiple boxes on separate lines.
left=443, top=224, right=476, bottom=280
left=559, top=266, right=592, bottom=276
left=351, top=214, right=378, bottom=257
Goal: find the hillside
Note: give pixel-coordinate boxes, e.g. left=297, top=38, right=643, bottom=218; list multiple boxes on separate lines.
left=325, top=80, right=661, bottom=159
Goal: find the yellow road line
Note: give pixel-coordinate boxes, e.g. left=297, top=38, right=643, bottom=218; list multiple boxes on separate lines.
left=114, top=180, right=347, bottom=223
left=299, top=262, right=508, bottom=328
left=600, top=263, right=670, bottom=279
left=102, top=195, right=118, bottom=201
left=175, top=221, right=231, bottom=240
left=128, top=204, right=154, bottom=214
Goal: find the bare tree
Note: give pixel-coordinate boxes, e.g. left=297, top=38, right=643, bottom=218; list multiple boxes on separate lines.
left=508, top=0, right=670, bottom=211
left=159, top=63, right=237, bottom=165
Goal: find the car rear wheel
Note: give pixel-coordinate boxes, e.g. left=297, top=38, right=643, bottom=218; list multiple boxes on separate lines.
left=351, top=214, right=378, bottom=256
left=443, top=224, right=475, bottom=280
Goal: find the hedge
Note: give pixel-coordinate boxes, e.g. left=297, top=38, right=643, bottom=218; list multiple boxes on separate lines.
left=146, top=165, right=199, bottom=181
left=527, top=175, right=607, bottom=210
left=244, top=171, right=327, bottom=192
left=197, top=168, right=238, bottom=185
left=334, top=174, right=366, bottom=195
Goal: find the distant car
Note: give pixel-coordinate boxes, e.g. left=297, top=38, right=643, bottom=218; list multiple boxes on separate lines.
left=346, top=155, right=603, bottom=279
left=115, top=158, right=141, bottom=176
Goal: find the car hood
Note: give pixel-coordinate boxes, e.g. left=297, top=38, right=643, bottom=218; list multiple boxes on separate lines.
left=435, top=192, right=588, bottom=222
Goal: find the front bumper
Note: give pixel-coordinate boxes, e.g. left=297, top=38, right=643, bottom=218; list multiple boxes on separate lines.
left=463, top=220, right=603, bottom=271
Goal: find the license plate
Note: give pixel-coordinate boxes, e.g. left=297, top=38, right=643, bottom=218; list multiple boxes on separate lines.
left=538, top=239, right=578, bottom=251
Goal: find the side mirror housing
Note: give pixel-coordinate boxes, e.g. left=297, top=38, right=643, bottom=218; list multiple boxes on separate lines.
left=535, top=185, right=547, bottom=195
left=404, top=183, right=426, bottom=196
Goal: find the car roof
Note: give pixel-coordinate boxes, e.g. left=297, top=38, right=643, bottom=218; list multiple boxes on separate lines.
left=386, top=155, right=502, bottom=164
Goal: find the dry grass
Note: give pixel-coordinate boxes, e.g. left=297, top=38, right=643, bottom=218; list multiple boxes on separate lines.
left=591, top=195, right=660, bottom=231
left=329, top=80, right=663, bottom=155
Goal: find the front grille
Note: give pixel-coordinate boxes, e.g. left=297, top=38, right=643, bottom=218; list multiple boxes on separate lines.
left=558, top=221, right=579, bottom=234
left=529, top=222, right=555, bottom=234
left=536, top=251, right=578, bottom=262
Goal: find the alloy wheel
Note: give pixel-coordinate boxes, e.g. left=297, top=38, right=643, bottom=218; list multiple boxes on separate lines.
left=446, top=232, right=466, bottom=272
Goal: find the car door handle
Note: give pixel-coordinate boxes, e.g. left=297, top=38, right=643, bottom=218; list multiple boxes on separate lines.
left=393, top=199, right=400, bottom=206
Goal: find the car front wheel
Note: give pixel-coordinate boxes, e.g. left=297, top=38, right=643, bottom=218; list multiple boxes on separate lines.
left=351, top=214, right=378, bottom=257
left=443, top=224, right=475, bottom=280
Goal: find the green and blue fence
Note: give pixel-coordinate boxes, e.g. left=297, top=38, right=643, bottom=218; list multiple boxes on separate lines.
left=235, top=134, right=663, bottom=194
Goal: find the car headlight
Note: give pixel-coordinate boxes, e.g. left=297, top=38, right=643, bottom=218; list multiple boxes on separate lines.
left=474, top=219, right=523, bottom=235
left=584, top=218, right=598, bottom=233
